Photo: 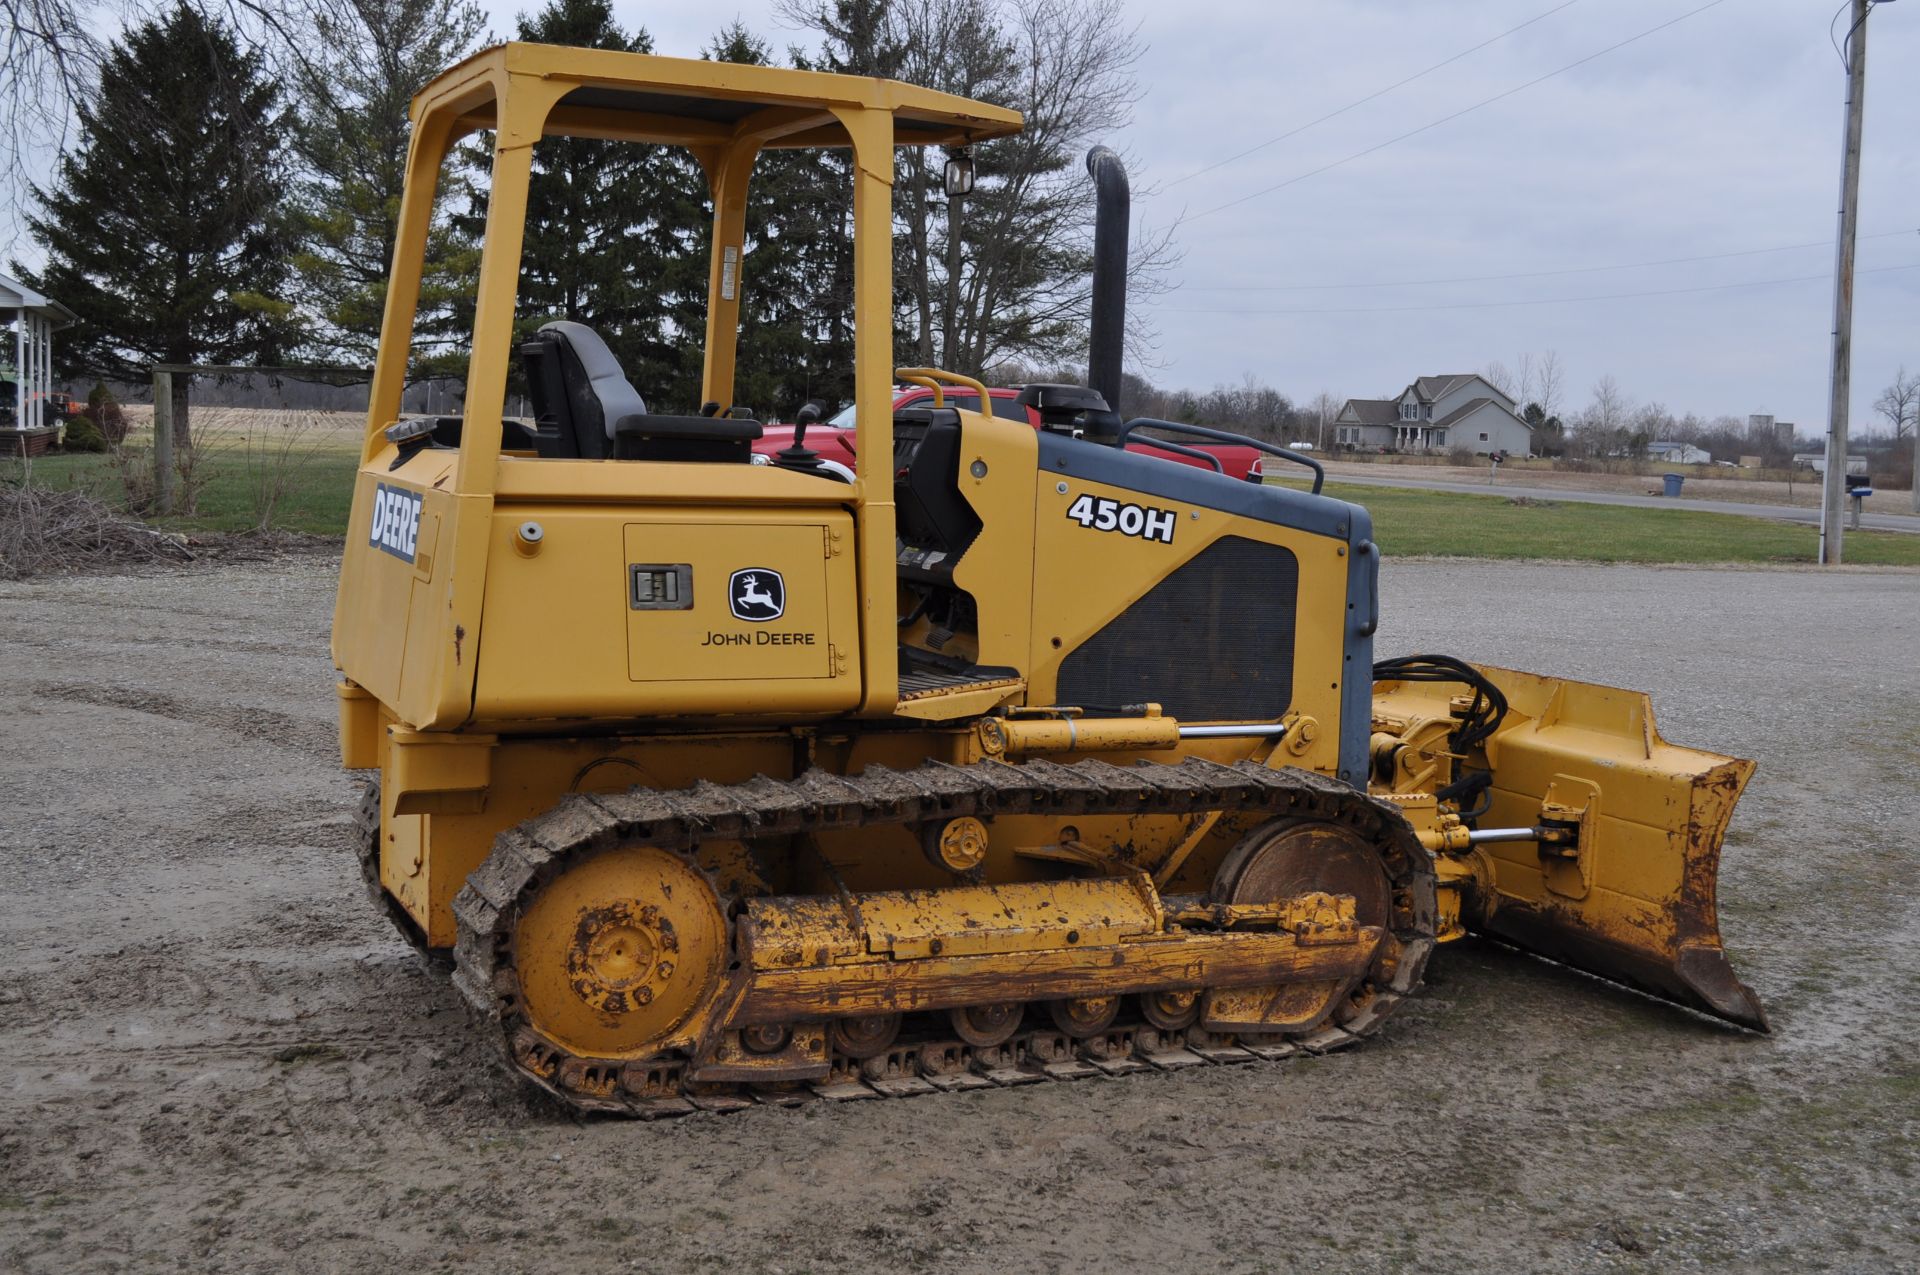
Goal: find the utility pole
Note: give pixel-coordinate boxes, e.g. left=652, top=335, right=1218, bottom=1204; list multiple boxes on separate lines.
left=1909, top=390, right=1920, bottom=513
left=1820, top=0, right=1875, bottom=564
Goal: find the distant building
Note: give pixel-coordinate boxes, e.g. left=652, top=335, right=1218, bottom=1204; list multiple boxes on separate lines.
left=1792, top=452, right=1868, bottom=476
left=1748, top=414, right=1794, bottom=446
left=1647, top=440, right=1712, bottom=465
left=1333, top=373, right=1533, bottom=456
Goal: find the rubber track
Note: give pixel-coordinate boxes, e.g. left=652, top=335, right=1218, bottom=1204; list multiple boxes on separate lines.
left=448, top=757, right=1438, bottom=1117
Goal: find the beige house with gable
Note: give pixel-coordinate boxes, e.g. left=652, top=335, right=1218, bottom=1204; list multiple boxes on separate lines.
left=1334, top=373, right=1534, bottom=457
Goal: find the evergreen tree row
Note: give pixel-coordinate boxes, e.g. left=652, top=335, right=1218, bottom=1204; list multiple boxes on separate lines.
left=15, top=0, right=1153, bottom=439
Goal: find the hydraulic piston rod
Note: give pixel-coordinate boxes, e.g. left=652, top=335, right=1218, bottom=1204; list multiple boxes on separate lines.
left=1465, top=826, right=1578, bottom=846
left=1177, top=724, right=1291, bottom=739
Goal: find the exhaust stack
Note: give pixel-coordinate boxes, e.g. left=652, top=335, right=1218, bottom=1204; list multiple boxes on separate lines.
left=1086, top=145, right=1129, bottom=415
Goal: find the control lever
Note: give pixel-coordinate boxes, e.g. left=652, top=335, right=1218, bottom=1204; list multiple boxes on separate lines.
left=775, top=402, right=826, bottom=474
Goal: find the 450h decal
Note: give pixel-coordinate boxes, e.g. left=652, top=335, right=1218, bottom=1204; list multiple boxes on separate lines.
left=1064, top=493, right=1178, bottom=544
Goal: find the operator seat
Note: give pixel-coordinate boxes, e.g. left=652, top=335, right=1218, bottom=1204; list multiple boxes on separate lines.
left=520, top=321, right=643, bottom=459
left=893, top=406, right=981, bottom=586
left=519, top=320, right=761, bottom=462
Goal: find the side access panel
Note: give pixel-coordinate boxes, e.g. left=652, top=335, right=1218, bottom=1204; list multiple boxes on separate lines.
left=331, top=446, right=486, bottom=730
left=1028, top=433, right=1376, bottom=786
left=472, top=505, right=861, bottom=722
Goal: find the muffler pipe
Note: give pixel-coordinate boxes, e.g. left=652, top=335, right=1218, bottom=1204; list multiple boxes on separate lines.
left=1086, top=145, right=1129, bottom=418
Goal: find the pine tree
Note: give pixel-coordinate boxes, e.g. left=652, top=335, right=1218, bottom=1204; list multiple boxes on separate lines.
left=454, top=0, right=692, bottom=407
left=705, top=23, right=856, bottom=419
left=17, top=2, right=299, bottom=447
left=288, top=0, right=487, bottom=366
left=778, top=1, right=903, bottom=409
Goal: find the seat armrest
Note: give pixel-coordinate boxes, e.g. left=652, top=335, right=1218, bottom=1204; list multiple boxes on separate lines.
left=614, top=413, right=763, bottom=441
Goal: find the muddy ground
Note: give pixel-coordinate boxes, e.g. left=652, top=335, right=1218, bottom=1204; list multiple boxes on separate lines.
left=2, top=554, right=1915, bottom=1273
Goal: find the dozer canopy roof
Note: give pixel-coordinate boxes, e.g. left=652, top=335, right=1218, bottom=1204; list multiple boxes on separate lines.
left=414, top=41, right=1025, bottom=149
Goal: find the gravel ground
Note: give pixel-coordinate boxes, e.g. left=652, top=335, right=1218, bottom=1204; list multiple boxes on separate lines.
left=2, top=552, right=1915, bottom=1274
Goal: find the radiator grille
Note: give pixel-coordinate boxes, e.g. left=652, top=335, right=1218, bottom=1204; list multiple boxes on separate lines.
left=1056, top=536, right=1298, bottom=721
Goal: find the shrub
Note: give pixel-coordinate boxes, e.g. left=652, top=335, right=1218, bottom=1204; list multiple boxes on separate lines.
left=62, top=411, right=108, bottom=453
left=84, top=382, right=127, bottom=446
left=1446, top=446, right=1474, bottom=467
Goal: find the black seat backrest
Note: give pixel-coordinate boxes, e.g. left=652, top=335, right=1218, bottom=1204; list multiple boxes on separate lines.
left=894, top=408, right=980, bottom=580
left=518, top=320, right=648, bottom=459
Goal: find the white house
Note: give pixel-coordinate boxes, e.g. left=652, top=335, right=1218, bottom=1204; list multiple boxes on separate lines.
left=1333, top=373, right=1533, bottom=457
left=1646, top=440, right=1711, bottom=465
left=1, top=271, right=76, bottom=441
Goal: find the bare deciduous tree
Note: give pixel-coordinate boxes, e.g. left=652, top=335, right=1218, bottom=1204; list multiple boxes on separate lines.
left=1873, top=366, right=1918, bottom=439
left=1, top=0, right=104, bottom=230
left=1306, top=390, right=1340, bottom=449
left=1589, top=375, right=1627, bottom=431
left=1874, top=365, right=1920, bottom=510
left=1571, top=373, right=1635, bottom=460
left=1535, top=348, right=1564, bottom=420
left=1481, top=359, right=1515, bottom=399
left=1632, top=400, right=1673, bottom=443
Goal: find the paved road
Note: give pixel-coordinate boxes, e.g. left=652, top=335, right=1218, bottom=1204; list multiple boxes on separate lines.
left=1318, top=468, right=1920, bottom=534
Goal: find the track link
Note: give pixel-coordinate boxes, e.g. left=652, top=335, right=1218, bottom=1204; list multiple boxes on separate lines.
left=447, top=757, right=1437, bottom=1117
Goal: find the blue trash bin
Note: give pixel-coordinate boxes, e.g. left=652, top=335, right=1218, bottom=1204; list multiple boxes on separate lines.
left=1662, top=473, right=1683, bottom=497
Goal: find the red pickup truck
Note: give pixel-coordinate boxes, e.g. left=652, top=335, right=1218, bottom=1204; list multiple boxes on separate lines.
left=753, top=386, right=1266, bottom=482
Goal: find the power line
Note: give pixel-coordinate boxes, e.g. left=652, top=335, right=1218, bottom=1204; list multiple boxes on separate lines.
left=1179, top=227, right=1920, bottom=292
left=1158, top=261, right=1920, bottom=316
left=1164, top=0, right=1583, bottom=190
left=1186, top=0, right=1729, bottom=222
left=1829, top=0, right=1889, bottom=69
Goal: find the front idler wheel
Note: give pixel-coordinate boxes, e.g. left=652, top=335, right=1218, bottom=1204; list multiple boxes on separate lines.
left=1211, top=818, right=1394, bottom=1034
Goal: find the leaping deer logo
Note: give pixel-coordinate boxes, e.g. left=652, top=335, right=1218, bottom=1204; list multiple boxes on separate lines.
left=738, top=575, right=777, bottom=611
left=728, top=568, right=785, bottom=621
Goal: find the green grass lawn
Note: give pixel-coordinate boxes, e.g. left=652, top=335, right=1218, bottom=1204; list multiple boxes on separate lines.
left=1300, top=479, right=1920, bottom=566
left=11, top=440, right=1918, bottom=566
left=9, top=439, right=360, bottom=536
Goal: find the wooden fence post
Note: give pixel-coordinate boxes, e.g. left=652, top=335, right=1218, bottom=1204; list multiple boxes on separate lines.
left=151, top=369, right=174, bottom=515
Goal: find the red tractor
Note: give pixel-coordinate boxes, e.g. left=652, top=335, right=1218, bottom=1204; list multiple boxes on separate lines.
left=754, top=383, right=1267, bottom=483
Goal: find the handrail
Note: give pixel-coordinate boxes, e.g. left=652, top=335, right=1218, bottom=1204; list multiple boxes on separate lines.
left=895, top=366, right=991, bottom=412
left=1118, top=417, right=1324, bottom=494
left=1127, top=435, right=1223, bottom=473
left=1356, top=539, right=1380, bottom=636
left=896, top=372, right=944, bottom=407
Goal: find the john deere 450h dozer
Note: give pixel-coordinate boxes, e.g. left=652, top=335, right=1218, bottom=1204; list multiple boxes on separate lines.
left=334, top=43, right=1766, bottom=1116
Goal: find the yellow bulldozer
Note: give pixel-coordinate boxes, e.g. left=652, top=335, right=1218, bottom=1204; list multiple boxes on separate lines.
left=333, top=43, right=1765, bottom=1116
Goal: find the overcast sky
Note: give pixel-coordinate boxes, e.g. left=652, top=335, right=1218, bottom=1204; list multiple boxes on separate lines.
left=22, top=0, right=1920, bottom=429
left=470, top=0, right=1920, bottom=430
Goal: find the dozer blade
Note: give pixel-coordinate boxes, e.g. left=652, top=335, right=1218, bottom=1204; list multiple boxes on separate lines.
left=1380, top=665, right=1768, bottom=1031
